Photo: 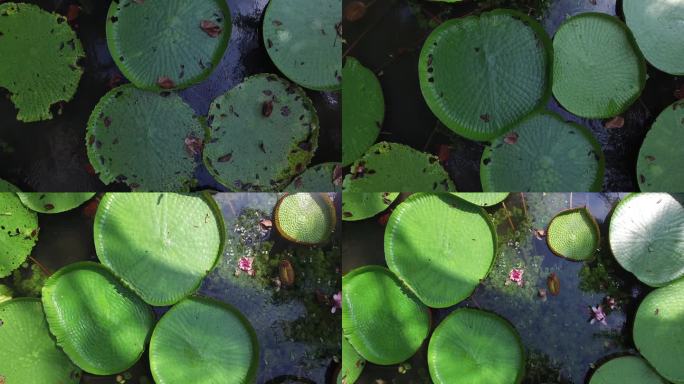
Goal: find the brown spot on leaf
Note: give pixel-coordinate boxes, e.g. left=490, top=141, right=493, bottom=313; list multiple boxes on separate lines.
left=262, top=100, right=273, bottom=117
left=480, top=114, right=491, bottom=123
left=200, top=20, right=222, bottom=37
left=103, top=116, right=112, bottom=128
left=218, top=154, right=232, bottom=162
left=157, top=76, right=175, bottom=89
left=44, top=203, right=54, bottom=211
left=504, top=132, right=519, bottom=145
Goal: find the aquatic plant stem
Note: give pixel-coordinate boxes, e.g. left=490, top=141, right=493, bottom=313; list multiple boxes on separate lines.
left=502, top=201, right=516, bottom=231
left=569, top=192, right=573, bottom=209
left=28, top=256, right=52, bottom=276
left=520, top=193, right=528, bottom=219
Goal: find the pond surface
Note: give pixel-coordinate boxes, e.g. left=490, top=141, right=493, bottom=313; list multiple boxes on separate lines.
left=343, top=192, right=653, bottom=384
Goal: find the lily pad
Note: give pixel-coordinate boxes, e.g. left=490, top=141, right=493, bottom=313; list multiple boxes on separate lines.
left=341, top=192, right=399, bottom=221
left=343, top=142, right=455, bottom=192
left=342, top=57, right=383, bottom=166
left=428, top=308, right=524, bottom=384
left=285, top=163, right=342, bottom=192
left=552, top=13, right=646, bottom=118
left=263, top=0, right=341, bottom=91
left=0, top=180, right=19, bottom=192
left=419, top=9, right=551, bottom=141
left=480, top=112, right=604, bottom=192
left=0, top=193, right=38, bottom=278
left=41, top=262, right=154, bottom=375
left=589, top=356, right=668, bottom=384
left=546, top=207, right=600, bottom=261
left=106, top=0, right=231, bottom=90
left=637, top=101, right=684, bottom=191
left=624, top=0, right=684, bottom=76
left=17, top=193, right=95, bottom=214
left=633, top=278, right=684, bottom=384
left=150, top=296, right=259, bottom=384
left=203, top=74, right=319, bottom=191
left=0, top=2, right=84, bottom=122
left=342, top=266, right=430, bottom=365
left=86, top=84, right=204, bottom=191
left=609, top=193, right=684, bottom=287
left=94, top=193, right=224, bottom=306
left=0, top=298, right=82, bottom=384
left=274, top=193, right=336, bottom=245
left=385, top=193, right=496, bottom=308
left=339, top=337, right=365, bottom=384
left=452, top=193, right=509, bottom=207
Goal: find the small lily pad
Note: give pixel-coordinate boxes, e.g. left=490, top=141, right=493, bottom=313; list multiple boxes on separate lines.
left=341, top=192, right=399, bottom=221
left=150, top=296, right=259, bottom=384
left=552, top=13, right=646, bottom=118
left=94, top=193, right=224, bottom=306
left=385, top=193, right=496, bottom=308
left=274, top=193, right=336, bottom=245
left=339, top=337, right=365, bottom=384
left=480, top=112, right=605, bottom=192
left=452, top=193, right=509, bottom=207
left=285, top=163, right=342, bottom=192
left=203, top=74, right=319, bottom=191
left=86, top=84, right=204, bottom=191
left=17, top=193, right=95, bottom=214
left=546, top=207, right=600, bottom=261
left=342, top=266, right=430, bottom=365
left=589, top=356, right=668, bottom=384
left=637, top=101, right=684, bottom=191
left=343, top=142, right=455, bottom=192
left=0, top=193, right=38, bottom=278
left=106, top=0, right=231, bottom=90
left=263, top=0, right=341, bottom=91
left=42, top=262, right=154, bottom=375
left=428, top=308, right=524, bottom=384
left=0, top=2, right=84, bottom=122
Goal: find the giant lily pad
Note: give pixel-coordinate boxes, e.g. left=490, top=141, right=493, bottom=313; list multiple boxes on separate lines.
left=428, top=308, right=524, bottom=384
left=637, top=101, right=684, bottom=191
left=633, top=278, right=684, bottom=384
left=589, top=356, right=668, bottom=384
left=0, top=193, right=38, bottom=278
left=342, top=266, right=430, bottom=365
left=546, top=207, right=600, bottom=261
left=274, top=193, right=336, bottom=245
left=150, top=296, right=259, bottom=384
left=480, top=112, right=604, bottom=192
left=342, top=57, right=383, bottom=166
left=263, top=0, right=341, bottom=91
left=624, top=0, right=684, bottom=76
left=0, top=2, right=84, bottom=122
left=106, top=0, right=231, bottom=90
left=41, top=262, right=154, bottom=375
left=0, top=298, right=82, bottom=384
left=609, top=193, right=684, bottom=287
left=552, top=13, right=646, bottom=118
left=203, top=74, right=319, bottom=191
left=343, top=142, right=455, bottom=192
left=384, top=193, right=496, bottom=308
left=339, top=337, right=365, bottom=384
left=285, top=163, right=342, bottom=192
left=94, top=193, right=224, bottom=306
left=452, top=193, right=509, bottom=207
left=418, top=10, right=551, bottom=141
left=86, top=84, right=204, bottom=191
left=17, top=193, right=95, bottom=214
left=341, top=192, right=399, bottom=221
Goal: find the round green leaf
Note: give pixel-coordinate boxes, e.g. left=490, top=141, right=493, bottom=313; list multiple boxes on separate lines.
left=546, top=207, right=600, bottom=261
left=418, top=10, right=551, bottom=141
left=343, top=142, right=455, bottom=192
left=0, top=298, right=82, bottom=384
left=385, top=193, right=496, bottom=308
left=624, top=0, right=684, bottom=76
left=342, top=266, right=430, bottom=365
left=274, top=193, right=336, bottom=245
left=285, top=163, right=342, bottom=192
left=637, top=101, right=684, bottom=191
left=263, top=0, right=341, bottom=91
left=106, top=0, right=231, bottom=90
left=552, top=13, right=646, bottom=118
left=339, top=337, right=365, bottom=384
left=341, top=192, right=399, bottom=221
left=589, top=356, right=668, bottom=384
left=203, top=74, right=319, bottom=191
left=633, top=278, right=684, bottom=384
left=41, top=262, right=154, bottom=375
left=428, top=308, right=525, bottom=384
left=86, top=84, right=203, bottom=191
left=0, top=2, right=84, bottom=122
left=17, top=193, right=95, bottom=214
left=342, top=57, right=383, bottom=166
left=480, top=112, right=605, bottom=192
left=452, top=193, right=509, bottom=207
left=94, top=193, right=224, bottom=306
left=609, top=193, right=684, bottom=287
left=150, top=296, right=258, bottom=384
left=0, top=180, right=19, bottom=192
left=0, top=193, right=38, bottom=278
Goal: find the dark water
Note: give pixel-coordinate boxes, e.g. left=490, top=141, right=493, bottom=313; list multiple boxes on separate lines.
left=0, top=0, right=341, bottom=192
left=343, top=0, right=683, bottom=192
left=342, top=192, right=652, bottom=384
